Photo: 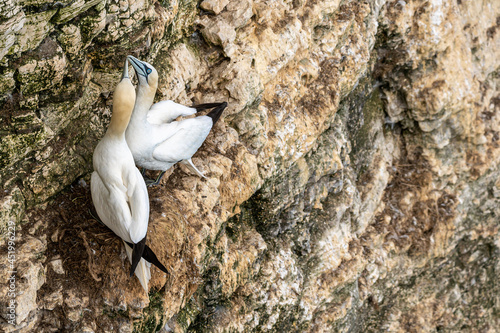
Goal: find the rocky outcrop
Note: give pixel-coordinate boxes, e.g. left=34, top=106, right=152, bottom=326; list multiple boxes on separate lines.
left=0, top=0, right=499, bottom=332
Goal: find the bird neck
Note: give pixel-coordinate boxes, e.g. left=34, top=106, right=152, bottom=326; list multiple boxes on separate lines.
left=107, top=109, right=131, bottom=139
left=107, top=79, right=135, bottom=139
left=133, top=82, right=157, bottom=119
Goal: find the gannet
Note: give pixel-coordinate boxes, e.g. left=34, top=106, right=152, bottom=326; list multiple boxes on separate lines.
left=91, top=60, right=168, bottom=292
left=125, top=55, right=227, bottom=185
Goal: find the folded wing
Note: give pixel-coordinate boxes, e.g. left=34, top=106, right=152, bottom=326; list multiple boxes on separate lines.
left=147, top=100, right=197, bottom=125
left=152, top=116, right=213, bottom=163
left=91, top=171, right=133, bottom=243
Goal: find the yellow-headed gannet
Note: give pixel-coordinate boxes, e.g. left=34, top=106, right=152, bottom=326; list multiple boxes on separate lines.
left=91, top=60, right=168, bottom=292
left=125, top=55, right=227, bottom=185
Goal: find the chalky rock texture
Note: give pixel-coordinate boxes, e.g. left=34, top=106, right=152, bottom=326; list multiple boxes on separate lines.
left=1, top=0, right=499, bottom=332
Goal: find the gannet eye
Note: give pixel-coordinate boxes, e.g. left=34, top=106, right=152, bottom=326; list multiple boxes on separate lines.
left=146, top=68, right=152, bottom=74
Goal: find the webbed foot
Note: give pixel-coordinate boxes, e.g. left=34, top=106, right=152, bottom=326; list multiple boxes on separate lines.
left=143, top=171, right=166, bottom=186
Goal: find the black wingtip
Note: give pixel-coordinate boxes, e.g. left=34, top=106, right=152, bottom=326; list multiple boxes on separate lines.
left=206, top=102, right=227, bottom=125
left=125, top=241, right=168, bottom=275
left=192, top=102, right=226, bottom=112
left=129, top=237, right=146, bottom=277
left=143, top=245, right=169, bottom=274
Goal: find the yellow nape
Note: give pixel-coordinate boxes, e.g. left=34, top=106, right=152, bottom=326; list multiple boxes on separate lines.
left=108, top=78, right=136, bottom=136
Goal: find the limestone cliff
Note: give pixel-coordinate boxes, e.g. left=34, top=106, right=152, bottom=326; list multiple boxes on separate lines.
left=0, top=0, right=499, bottom=332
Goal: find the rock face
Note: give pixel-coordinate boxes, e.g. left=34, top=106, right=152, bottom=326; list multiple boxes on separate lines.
left=0, top=0, right=499, bottom=332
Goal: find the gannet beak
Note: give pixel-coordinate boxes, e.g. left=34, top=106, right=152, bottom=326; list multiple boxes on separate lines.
left=122, top=59, right=129, bottom=80
left=127, top=55, right=145, bottom=76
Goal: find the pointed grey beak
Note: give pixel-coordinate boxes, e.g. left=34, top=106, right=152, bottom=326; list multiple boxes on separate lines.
left=127, top=55, right=144, bottom=76
left=122, top=59, right=129, bottom=80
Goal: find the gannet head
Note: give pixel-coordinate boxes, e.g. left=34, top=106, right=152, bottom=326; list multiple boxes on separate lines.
left=108, top=59, right=136, bottom=135
left=127, top=55, right=158, bottom=89
left=114, top=61, right=136, bottom=114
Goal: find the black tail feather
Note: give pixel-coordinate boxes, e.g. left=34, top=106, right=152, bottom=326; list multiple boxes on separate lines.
left=142, top=245, right=169, bottom=274
left=192, top=102, right=226, bottom=112
left=125, top=241, right=168, bottom=274
left=129, top=237, right=146, bottom=277
left=206, top=101, right=227, bottom=125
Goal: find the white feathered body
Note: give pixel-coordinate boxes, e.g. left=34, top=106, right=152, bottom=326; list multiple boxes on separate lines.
left=147, top=100, right=197, bottom=124
left=91, top=134, right=151, bottom=291
left=125, top=100, right=213, bottom=172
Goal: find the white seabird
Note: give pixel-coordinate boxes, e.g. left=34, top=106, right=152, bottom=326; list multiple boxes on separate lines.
left=125, top=55, right=227, bottom=185
left=90, top=60, right=168, bottom=292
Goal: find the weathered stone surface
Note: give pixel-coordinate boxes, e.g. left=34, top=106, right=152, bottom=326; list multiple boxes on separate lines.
left=0, top=68, right=15, bottom=94
left=0, top=10, right=25, bottom=62
left=17, top=38, right=67, bottom=95
left=53, top=0, right=104, bottom=24
left=12, top=9, right=56, bottom=56
left=0, top=0, right=499, bottom=332
left=0, top=187, right=25, bottom=240
left=200, top=0, right=229, bottom=15
left=57, top=24, right=83, bottom=55
left=0, top=235, right=46, bottom=331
